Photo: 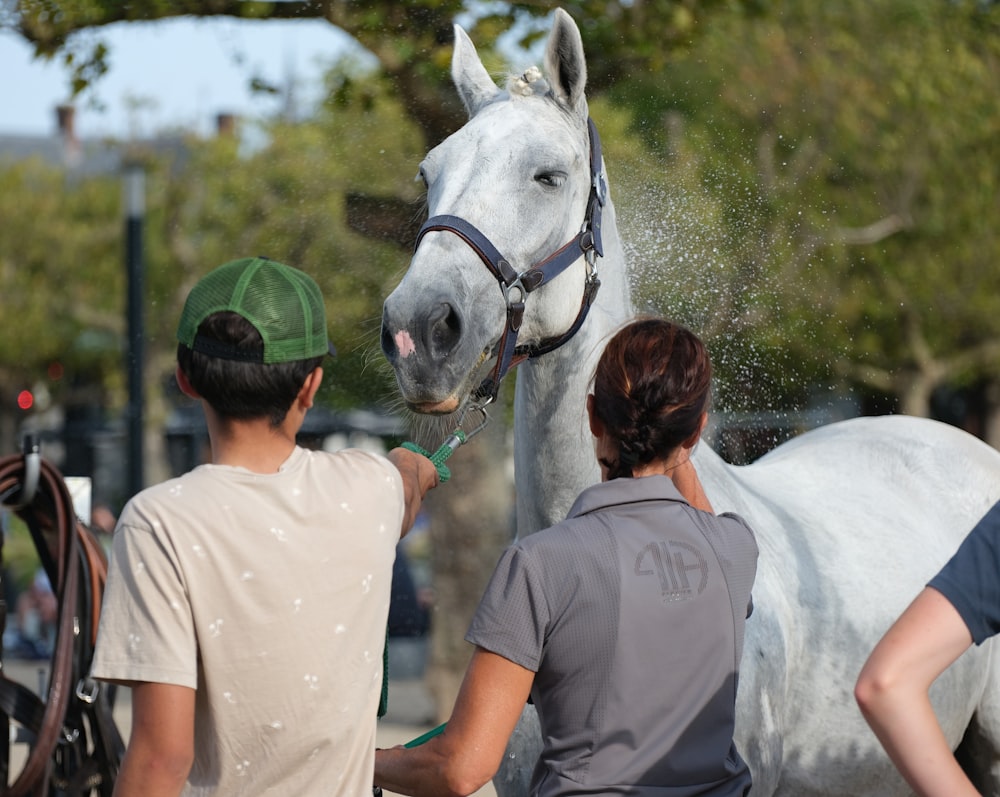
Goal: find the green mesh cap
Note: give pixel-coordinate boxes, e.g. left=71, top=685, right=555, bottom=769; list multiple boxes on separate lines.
left=176, top=257, right=335, bottom=364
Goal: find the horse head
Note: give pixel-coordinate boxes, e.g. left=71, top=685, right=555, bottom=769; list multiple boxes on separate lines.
left=381, top=8, right=610, bottom=418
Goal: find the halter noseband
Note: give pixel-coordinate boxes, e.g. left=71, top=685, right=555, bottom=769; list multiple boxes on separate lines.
left=413, top=117, right=607, bottom=405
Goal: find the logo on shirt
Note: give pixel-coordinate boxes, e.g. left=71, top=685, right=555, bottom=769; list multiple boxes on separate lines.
left=635, top=540, right=708, bottom=603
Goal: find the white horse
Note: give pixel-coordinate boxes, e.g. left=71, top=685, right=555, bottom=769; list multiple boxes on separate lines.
left=380, top=9, right=1000, bottom=796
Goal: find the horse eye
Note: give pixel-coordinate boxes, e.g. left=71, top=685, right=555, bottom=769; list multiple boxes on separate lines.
left=536, top=171, right=565, bottom=188
left=416, top=166, right=429, bottom=188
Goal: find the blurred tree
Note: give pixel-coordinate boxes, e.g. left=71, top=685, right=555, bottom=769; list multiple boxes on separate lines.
left=0, top=73, right=430, bottom=471
left=0, top=158, right=123, bottom=456
left=15, top=1, right=998, bottom=432
left=151, top=73, right=428, bottom=413
left=6, top=0, right=756, bottom=145
left=618, top=0, right=1000, bottom=442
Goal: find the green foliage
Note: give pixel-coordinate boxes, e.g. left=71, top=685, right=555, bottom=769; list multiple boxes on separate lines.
left=504, top=0, right=766, bottom=92
left=9, top=1, right=751, bottom=137
left=0, top=514, right=43, bottom=593
left=0, top=156, right=123, bottom=420
left=154, top=81, right=426, bottom=411
left=6, top=0, right=1000, bottom=425
left=0, top=71, right=428, bottom=464
left=615, top=0, right=1000, bottom=416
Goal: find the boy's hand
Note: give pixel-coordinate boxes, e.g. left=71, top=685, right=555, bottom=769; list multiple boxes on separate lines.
left=388, top=447, right=440, bottom=536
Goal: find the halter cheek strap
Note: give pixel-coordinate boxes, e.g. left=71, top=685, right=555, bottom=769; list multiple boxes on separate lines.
left=413, top=118, right=607, bottom=404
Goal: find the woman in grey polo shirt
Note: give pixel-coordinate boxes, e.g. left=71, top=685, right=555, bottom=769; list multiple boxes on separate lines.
left=376, top=317, right=759, bottom=797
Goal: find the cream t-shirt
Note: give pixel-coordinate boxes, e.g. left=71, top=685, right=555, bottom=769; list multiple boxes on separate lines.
left=92, top=446, right=404, bottom=796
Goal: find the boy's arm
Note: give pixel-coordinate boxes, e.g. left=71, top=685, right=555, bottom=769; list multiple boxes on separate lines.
left=114, top=682, right=195, bottom=797
left=387, top=447, right=440, bottom=536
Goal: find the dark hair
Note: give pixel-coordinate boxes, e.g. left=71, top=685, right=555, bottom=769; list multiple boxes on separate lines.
left=591, top=317, right=712, bottom=480
left=177, top=312, right=324, bottom=427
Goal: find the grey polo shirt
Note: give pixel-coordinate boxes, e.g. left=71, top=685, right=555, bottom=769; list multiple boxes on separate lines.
left=467, top=475, right=758, bottom=797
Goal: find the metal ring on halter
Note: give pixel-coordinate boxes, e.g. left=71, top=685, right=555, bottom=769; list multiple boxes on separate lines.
left=502, top=278, right=526, bottom=310
left=593, top=169, right=608, bottom=207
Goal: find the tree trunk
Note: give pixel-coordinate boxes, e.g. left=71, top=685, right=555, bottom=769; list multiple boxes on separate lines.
left=422, top=410, right=513, bottom=719
left=895, top=371, right=934, bottom=419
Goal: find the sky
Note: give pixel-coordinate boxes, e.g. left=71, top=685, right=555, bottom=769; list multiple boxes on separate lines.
left=0, top=15, right=367, bottom=139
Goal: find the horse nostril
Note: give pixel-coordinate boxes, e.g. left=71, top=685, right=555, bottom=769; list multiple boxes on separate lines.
left=380, top=312, right=396, bottom=361
left=428, top=302, right=462, bottom=360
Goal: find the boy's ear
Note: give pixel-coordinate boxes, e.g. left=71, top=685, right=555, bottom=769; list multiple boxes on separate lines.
left=175, top=365, right=200, bottom=399
left=298, top=366, right=324, bottom=409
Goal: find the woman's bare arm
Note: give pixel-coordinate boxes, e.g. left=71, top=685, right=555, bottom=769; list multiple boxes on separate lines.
left=375, top=648, right=534, bottom=797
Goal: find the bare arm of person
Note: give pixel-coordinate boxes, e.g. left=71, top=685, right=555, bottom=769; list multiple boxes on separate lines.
left=670, top=459, right=714, bottom=513
left=855, top=587, right=979, bottom=797
left=375, top=648, right=534, bottom=797
left=387, top=447, right=440, bottom=536
left=114, top=682, right=195, bottom=797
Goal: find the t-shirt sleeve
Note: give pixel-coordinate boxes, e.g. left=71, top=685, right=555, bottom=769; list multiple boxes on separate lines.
left=91, top=511, right=198, bottom=688
left=465, top=544, right=548, bottom=672
left=928, top=500, right=1000, bottom=645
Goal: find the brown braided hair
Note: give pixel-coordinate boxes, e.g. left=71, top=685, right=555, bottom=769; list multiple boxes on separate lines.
left=591, top=317, right=712, bottom=480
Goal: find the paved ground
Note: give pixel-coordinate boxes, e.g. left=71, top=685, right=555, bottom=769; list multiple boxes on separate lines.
left=0, top=657, right=496, bottom=796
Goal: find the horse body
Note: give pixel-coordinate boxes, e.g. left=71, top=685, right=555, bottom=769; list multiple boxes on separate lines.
left=697, top=417, right=1000, bottom=794
left=380, top=9, right=1000, bottom=795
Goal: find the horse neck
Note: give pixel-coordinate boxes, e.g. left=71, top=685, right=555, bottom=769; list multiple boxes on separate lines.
left=691, top=442, right=732, bottom=496
left=512, top=196, right=633, bottom=536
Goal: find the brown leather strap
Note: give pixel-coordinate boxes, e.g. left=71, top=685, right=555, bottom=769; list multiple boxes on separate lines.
left=0, top=453, right=119, bottom=796
left=76, top=523, right=108, bottom=648
left=0, top=455, right=79, bottom=796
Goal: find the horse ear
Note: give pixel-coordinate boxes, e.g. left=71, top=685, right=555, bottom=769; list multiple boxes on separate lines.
left=544, top=8, right=588, bottom=117
left=452, top=23, right=501, bottom=117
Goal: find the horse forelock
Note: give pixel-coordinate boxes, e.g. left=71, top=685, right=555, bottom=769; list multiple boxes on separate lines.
left=503, top=68, right=586, bottom=125
left=506, top=65, right=549, bottom=97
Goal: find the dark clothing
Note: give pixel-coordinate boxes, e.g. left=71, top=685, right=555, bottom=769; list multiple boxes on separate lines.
left=928, top=499, right=1000, bottom=645
left=388, top=547, right=429, bottom=638
left=467, top=476, right=758, bottom=797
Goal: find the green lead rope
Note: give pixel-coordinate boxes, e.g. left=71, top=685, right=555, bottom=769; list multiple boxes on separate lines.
left=378, top=629, right=390, bottom=718
left=405, top=722, right=447, bottom=747
left=379, top=431, right=467, bottom=719
left=379, top=414, right=487, bottom=739
left=400, top=431, right=467, bottom=484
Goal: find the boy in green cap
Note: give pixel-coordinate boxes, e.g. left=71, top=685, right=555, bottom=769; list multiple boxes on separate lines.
left=91, top=256, right=438, bottom=796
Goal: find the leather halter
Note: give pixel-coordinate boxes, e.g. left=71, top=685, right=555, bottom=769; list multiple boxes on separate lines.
left=413, top=117, right=607, bottom=405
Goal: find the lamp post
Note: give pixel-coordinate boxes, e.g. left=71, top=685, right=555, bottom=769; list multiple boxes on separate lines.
left=124, top=161, right=145, bottom=498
